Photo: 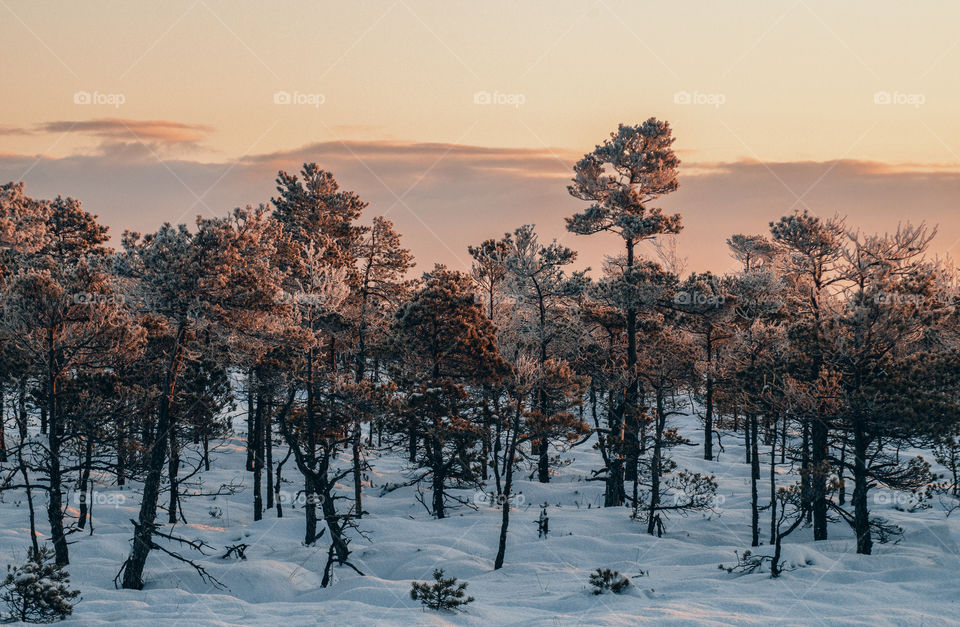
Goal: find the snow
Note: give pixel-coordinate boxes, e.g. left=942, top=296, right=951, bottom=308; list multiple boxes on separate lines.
left=2, top=411, right=959, bottom=625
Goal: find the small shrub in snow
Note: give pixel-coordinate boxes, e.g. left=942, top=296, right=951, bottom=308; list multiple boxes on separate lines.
left=409, top=569, right=474, bottom=611
left=1, top=546, right=80, bottom=623
left=720, top=549, right=771, bottom=575
left=588, top=568, right=630, bottom=594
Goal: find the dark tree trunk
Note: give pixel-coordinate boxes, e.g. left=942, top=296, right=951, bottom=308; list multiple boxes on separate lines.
left=802, top=420, right=812, bottom=523
left=431, top=434, right=446, bottom=519
left=46, top=329, right=68, bottom=566
left=246, top=369, right=255, bottom=471
left=838, top=437, right=847, bottom=505
left=494, top=419, right=519, bottom=570
left=624, top=240, right=640, bottom=484
left=750, top=413, right=760, bottom=547
left=18, top=445, right=40, bottom=555
left=122, top=324, right=186, bottom=590
left=0, top=391, right=7, bottom=462
left=604, top=390, right=624, bottom=507
left=266, top=399, right=274, bottom=510
left=167, top=417, right=181, bottom=525
left=812, top=417, right=828, bottom=541
left=646, top=388, right=665, bottom=536
left=704, top=332, right=714, bottom=461
left=116, top=414, right=127, bottom=486
left=852, top=420, right=872, bottom=555
left=537, top=437, right=549, bottom=483
left=77, top=437, right=94, bottom=529
left=769, top=421, right=777, bottom=545
left=18, top=378, right=28, bottom=441
left=304, top=345, right=318, bottom=545
left=253, top=392, right=264, bottom=521
left=352, top=418, right=363, bottom=518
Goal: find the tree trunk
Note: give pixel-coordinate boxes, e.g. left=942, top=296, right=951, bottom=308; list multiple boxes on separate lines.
left=167, top=418, right=181, bottom=525
left=801, top=420, right=811, bottom=523
left=246, top=369, right=255, bottom=471
left=408, top=425, right=417, bottom=463
left=432, top=434, right=446, bottom=519
left=253, top=392, right=264, bottom=522
left=624, top=239, right=640, bottom=484
left=77, top=437, right=94, bottom=529
left=750, top=413, right=760, bottom=547
left=852, top=420, right=872, bottom=555
left=704, top=332, right=714, bottom=460
left=604, top=390, right=624, bottom=507
left=46, top=329, right=68, bottom=566
left=769, top=422, right=777, bottom=545
left=646, top=388, right=665, bottom=536
left=812, top=417, right=828, bottom=541
left=18, top=445, right=40, bottom=555
left=352, top=418, right=363, bottom=518
left=266, top=399, right=274, bottom=510
left=494, top=425, right=518, bottom=569
left=0, top=391, right=7, bottom=463
left=304, top=345, right=318, bottom=544
left=122, top=324, right=186, bottom=590
left=17, top=378, right=28, bottom=440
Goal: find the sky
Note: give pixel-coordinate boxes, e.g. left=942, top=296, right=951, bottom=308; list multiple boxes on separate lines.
left=2, top=0, right=960, bottom=275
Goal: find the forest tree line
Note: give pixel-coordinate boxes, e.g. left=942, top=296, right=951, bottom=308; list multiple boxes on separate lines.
left=2, top=118, right=960, bottom=588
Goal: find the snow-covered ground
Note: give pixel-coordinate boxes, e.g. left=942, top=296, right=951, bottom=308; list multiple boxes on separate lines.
left=2, top=411, right=959, bottom=626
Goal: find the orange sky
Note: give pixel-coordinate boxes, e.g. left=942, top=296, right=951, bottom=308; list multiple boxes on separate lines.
left=2, top=0, right=960, bottom=273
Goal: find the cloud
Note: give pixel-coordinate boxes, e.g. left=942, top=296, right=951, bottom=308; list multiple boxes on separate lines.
left=1, top=141, right=959, bottom=275
left=0, top=125, right=32, bottom=136
left=35, top=119, right=213, bottom=154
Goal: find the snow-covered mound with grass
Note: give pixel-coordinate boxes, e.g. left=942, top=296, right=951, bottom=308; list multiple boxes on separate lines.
left=1, top=410, right=958, bottom=626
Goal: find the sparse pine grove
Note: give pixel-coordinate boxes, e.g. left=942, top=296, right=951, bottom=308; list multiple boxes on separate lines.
left=1, top=119, right=960, bottom=620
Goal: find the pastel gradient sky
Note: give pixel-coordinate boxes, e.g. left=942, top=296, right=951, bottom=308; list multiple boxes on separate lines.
left=2, top=0, right=960, bottom=273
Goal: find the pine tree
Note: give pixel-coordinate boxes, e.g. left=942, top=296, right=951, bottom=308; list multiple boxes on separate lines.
left=392, top=266, right=508, bottom=518
left=0, top=190, right=138, bottom=566
left=770, top=209, right=845, bottom=541
left=502, top=224, right=587, bottom=482
left=567, top=120, right=683, bottom=494
left=410, top=569, right=474, bottom=611
left=2, top=545, right=80, bottom=623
